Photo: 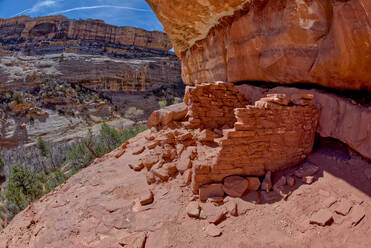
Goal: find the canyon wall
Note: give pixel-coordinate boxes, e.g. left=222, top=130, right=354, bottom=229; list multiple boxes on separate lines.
left=147, top=0, right=371, bottom=91
left=0, top=15, right=171, bottom=51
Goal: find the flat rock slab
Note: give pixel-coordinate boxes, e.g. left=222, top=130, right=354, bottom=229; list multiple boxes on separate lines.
left=335, top=200, right=353, bottom=216
left=223, top=176, right=249, bottom=197
left=205, top=224, right=222, bottom=237
left=295, top=163, right=319, bottom=177
left=310, top=209, right=334, bottom=226
left=199, top=184, right=224, bottom=202
left=322, top=196, right=337, bottom=208
left=350, top=205, right=366, bottom=226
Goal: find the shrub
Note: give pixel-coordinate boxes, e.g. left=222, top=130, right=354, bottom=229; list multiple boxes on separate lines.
left=3, top=166, right=43, bottom=219
left=12, top=92, right=23, bottom=104
left=158, top=99, right=167, bottom=108
left=0, top=155, right=4, bottom=176
left=37, top=137, right=48, bottom=157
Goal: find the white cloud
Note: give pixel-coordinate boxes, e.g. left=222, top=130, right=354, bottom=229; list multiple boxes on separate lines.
left=12, top=0, right=59, bottom=17
left=47, top=5, right=151, bottom=16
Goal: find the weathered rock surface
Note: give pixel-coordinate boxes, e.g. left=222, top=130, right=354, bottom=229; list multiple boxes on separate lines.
left=236, top=84, right=371, bottom=160
left=0, top=15, right=172, bottom=51
left=1, top=120, right=371, bottom=247
left=147, top=0, right=371, bottom=91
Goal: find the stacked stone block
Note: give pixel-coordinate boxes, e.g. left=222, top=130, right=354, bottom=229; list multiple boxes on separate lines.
left=184, top=82, right=249, bottom=129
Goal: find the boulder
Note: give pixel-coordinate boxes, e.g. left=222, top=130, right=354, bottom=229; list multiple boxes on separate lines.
left=246, top=177, right=261, bottom=191
left=223, top=176, right=249, bottom=198
left=147, top=103, right=188, bottom=128
left=199, top=184, right=224, bottom=202
left=310, top=209, right=334, bottom=227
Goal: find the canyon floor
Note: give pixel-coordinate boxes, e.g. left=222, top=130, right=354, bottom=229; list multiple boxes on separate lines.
left=1, top=130, right=369, bottom=248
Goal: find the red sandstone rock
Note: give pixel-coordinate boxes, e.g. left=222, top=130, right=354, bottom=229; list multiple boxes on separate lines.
left=147, top=0, right=371, bottom=91
left=261, top=171, right=272, bottom=193
left=335, top=200, right=353, bottom=216
left=223, top=176, right=249, bottom=198
left=199, top=184, right=224, bottom=202
left=246, top=177, right=261, bottom=191
left=287, top=176, right=296, bottom=187
left=186, top=201, right=201, bottom=218
left=224, top=201, right=238, bottom=217
left=205, top=224, right=222, bottom=237
left=203, top=203, right=226, bottom=225
left=119, top=232, right=147, bottom=248
left=310, top=209, right=334, bottom=227
left=295, top=163, right=319, bottom=178
left=302, top=176, right=315, bottom=185
left=140, top=190, right=154, bottom=206
left=350, top=205, right=366, bottom=226
left=147, top=103, right=188, bottom=128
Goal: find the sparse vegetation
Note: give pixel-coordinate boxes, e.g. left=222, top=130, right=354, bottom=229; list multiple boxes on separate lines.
left=158, top=99, right=167, bottom=108
left=0, top=123, right=147, bottom=223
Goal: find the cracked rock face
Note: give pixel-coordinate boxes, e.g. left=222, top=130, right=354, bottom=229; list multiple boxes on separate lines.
left=146, top=0, right=371, bottom=91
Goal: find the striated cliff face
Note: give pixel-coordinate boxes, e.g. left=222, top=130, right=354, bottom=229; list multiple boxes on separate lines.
left=0, top=15, right=172, bottom=51
left=147, top=0, right=371, bottom=91
left=0, top=15, right=183, bottom=148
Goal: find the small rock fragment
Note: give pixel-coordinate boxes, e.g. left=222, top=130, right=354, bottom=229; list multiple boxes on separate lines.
left=323, top=196, right=337, bottom=208
left=261, top=171, right=272, bottom=192
left=241, top=191, right=261, bottom=204
left=273, top=176, right=286, bottom=192
left=349, top=205, right=366, bottom=226
left=203, top=203, right=226, bottom=224
left=246, top=177, right=261, bottom=191
left=310, top=209, right=334, bottom=226
left=295, top=162, right=319, bottom=177
left=139, top=190, right=154, bottom=206
left=261, top=191, right=281, bottom=203
left=115, top=149, right=126, bottom=159
left=205, top=224, right=222, bottom=237
left=287, top=176, right=295, bottom=187
left=187, top=202, right=201, bottom=218
left=119, top=232, right=147, bottom=248
left=364, top=168, right=371, bottom=180
left=199, top=129, right=216, bottom=142
left=132, top=146, right=145, bottom=155
left=302, top=176, right=315, bottom=184
left=223, top=176, right=249, bottom=197
left=335, top=200, right=353, bottom=216
left=182, top=170, right=192, bottom=186
left=224, top=201, right=238, bottom=217
left=199, top=184, right=224, bottom=202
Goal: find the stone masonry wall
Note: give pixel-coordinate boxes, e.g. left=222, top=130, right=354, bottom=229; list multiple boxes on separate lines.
left=192, top=93, right=320, bottom=191
left=184, top=82, right=249, bottom=129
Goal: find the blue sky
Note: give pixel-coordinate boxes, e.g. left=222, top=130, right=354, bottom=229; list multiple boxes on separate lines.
left=0, top=0, right=163, bottom=31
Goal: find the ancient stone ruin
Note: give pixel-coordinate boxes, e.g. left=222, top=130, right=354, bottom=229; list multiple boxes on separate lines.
left=119, top=82, right=319, bottom=194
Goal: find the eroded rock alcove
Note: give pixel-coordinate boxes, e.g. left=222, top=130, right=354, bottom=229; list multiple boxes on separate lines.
left=119, top=82, right=319, bottom=193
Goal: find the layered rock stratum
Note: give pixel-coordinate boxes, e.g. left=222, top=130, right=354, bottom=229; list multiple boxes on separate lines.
left=0, top=15, right=183, bottom=147
left=147, top=0, right=371, bottom=91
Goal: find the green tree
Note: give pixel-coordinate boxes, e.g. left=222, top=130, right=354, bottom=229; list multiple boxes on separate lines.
left=37, top=137, right=48, bottom=157
left=0, top=155, right=4, bottom=176
left=4, top=166, right=43, bottom=218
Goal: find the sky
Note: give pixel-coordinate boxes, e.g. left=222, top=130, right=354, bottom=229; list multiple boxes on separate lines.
left=0, top=0, right=164, bottom=31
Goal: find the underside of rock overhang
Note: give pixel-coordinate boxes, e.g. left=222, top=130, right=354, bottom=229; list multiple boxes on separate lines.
left=146, top=0, right=371, bottom=91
